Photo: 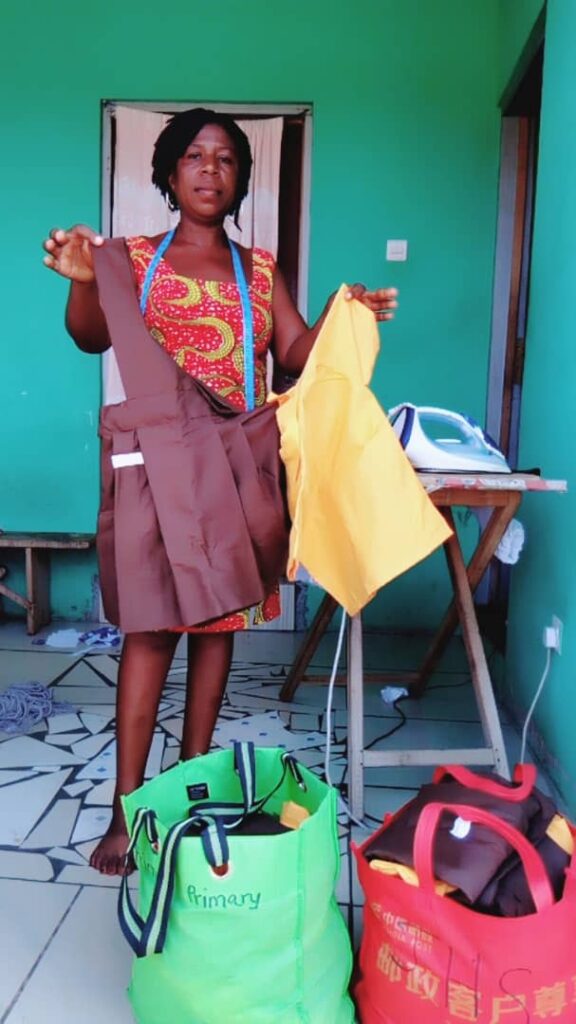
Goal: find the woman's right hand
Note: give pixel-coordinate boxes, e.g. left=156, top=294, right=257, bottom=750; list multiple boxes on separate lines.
left=42, top=225, right=104, bottom=283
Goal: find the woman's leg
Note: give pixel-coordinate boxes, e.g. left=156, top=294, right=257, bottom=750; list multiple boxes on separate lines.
left=181, top=632, right=234, bottom=758
left=90, top=630, right=179, bottom=876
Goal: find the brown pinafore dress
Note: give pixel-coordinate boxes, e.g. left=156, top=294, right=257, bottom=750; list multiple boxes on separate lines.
left=93, top=239, right=289, bottom=634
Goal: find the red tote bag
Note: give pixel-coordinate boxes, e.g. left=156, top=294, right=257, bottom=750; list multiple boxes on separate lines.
left=353, top=798, right=576, bottom=1024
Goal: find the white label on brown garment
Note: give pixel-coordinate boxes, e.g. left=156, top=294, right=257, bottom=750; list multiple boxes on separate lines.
left=111, top=452, right=145, bottom=468
left=450, top=816, right=472, bottom=840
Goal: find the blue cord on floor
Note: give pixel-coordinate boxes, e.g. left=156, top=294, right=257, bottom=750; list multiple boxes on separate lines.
left=0, top=682, right=74, bottom=734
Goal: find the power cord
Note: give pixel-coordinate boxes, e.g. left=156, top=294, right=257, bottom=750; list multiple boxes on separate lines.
left=323, top=608, right=371, bottom=830
left=321, top=612, right=506, bottom=825
left=519, top=646, right=552, bottom=764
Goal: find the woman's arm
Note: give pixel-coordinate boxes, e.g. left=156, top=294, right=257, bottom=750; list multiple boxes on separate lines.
left=43, top=225, right=111, bottom=354
left=271, top=267, right=398, bottom=376
left=65, top=280, right=111, bottom=354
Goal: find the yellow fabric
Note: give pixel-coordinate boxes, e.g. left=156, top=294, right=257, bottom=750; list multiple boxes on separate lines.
left=274, top=286, right=452, bottom=615
left=369, top=858, right=457, bottom=896
left=546, top=814, right=574, bottom=856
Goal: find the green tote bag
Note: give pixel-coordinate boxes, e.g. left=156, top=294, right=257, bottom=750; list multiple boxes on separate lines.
left=119, top=741, right=355, bottom=1023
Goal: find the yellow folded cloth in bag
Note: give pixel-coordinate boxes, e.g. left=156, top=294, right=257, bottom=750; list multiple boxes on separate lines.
left=274, top=286, right=451, bottom=615
left=369, top=816, right=572, bottom=902
left=546, top=813, right=574, bottom=855
left=369, top=858, right=457, bottom=896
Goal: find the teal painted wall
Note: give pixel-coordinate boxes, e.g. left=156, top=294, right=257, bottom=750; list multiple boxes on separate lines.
left=502, top=0, right=576, bottom=810
left=3, top=0, right=500, bottom=626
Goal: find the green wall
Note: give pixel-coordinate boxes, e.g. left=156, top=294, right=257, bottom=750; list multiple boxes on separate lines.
left=498, top=0, right=545, bottom=90
left=3, top=0, right=501, bottom=626
left=501, top=0, right=576, bottom=810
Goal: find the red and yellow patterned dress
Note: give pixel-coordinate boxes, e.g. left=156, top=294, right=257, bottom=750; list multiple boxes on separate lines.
left=126, top=235, right=281, bottom=632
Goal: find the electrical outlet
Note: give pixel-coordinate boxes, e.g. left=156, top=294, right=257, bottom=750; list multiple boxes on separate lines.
left=552, top=615, right=563, bottom=655
left=543, top=616, right=563, bottom=654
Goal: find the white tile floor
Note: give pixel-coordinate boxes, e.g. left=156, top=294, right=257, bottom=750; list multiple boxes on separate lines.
left=0, top=619, right=549, bottom=1023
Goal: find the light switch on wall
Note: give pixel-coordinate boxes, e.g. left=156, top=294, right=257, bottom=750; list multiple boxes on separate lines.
left=386, top=240, right=408, bottom=261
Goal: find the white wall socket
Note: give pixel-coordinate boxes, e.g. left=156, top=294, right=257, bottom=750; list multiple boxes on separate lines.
left=543, top=615, right=563, bottom=654
left=386, top=239, right=408, bottom=261
left=552, top=615, right=563, bottom=655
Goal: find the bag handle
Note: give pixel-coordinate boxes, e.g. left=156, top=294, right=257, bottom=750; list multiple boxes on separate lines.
left=432, top=763, right=536, bottom=802
left=413, top=801, right=555, bottom=913
left=118, top=807, right=160, bottom=956
left=118, top=743, right=305, bottom=957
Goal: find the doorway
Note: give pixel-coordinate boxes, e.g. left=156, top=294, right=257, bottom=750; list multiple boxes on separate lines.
left=482, top=17, right=545, bottom=643
left=487, top=33, right=544, bottom=467
left=98, top=101, right=312, bottom=629
left=100, top=101, right=311, bottom=407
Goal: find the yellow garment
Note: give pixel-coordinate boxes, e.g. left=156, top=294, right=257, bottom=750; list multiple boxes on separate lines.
left=546, top=814, right=574, bottom=856
left=369, top=858, right=457, bottom=896
left=274, top=286, right=452, bottom=615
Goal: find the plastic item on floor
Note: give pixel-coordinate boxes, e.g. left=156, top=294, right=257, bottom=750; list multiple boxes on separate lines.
left=78, top=625, right=122, bottom=649
left=32, top=625, right=122, bottom=653
left=120, top=741, right=354, bottom=1024
left=0, top=683, right=75, bottom=734
left=32, top=628, right=84, bottom=649
left=380, top=686, right=409, bottom=705
left=353, top=763, right=576, bottom=1023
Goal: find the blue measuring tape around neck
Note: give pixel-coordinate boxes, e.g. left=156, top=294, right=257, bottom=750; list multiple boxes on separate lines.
left=140, top=228, right=255, bottom=412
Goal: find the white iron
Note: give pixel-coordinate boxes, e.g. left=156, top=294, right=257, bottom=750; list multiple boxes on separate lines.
left=388, top=403, right=511, bottom=473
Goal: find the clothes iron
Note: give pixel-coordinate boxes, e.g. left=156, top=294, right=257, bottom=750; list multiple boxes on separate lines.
left=388, top=404, right=511, bottom=473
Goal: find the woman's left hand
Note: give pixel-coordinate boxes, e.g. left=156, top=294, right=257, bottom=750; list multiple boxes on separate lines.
left=345, top=284, right=399, bottom=322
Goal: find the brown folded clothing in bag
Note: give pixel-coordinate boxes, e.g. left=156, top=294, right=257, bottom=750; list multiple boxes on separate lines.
left=474, top=813, right=574, bottom=916
left=364, top=771, right=557, bottom=904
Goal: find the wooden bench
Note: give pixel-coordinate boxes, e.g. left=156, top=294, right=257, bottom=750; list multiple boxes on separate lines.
left=0, top=532, right=95, bottom=635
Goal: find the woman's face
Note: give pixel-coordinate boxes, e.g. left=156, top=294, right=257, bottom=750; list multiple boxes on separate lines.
left=168, top=123, right=240, bottom=222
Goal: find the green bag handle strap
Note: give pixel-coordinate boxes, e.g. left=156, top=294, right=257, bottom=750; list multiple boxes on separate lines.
left=187, top=740, right=257, bottom=827
left=119, top=743, right=306, bottom=957
left=119, top=744, right=253, bottom=957
left=118, top=807, right=160, bottom=956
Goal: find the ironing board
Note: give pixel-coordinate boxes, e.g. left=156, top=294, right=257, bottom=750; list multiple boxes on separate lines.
left=279, top=472, right=567, bottom=818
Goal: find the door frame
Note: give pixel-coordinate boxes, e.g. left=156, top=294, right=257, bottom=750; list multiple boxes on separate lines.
left=485, top=13, right=545, bottom=462
left=101, top=100, right=313, bottom=318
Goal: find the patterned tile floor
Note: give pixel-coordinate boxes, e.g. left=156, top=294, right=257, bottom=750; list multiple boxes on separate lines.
left=0, top=619, right=546, bottom=1023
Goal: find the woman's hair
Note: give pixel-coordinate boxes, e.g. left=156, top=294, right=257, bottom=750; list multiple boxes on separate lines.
left=151, top=108, right=252, bottom=226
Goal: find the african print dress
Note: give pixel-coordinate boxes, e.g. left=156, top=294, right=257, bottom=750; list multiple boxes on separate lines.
left=126, top=236, right=281, bottom=632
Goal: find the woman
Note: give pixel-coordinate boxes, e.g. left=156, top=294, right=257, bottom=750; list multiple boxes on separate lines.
left=43, top=108, right=398, bottom=875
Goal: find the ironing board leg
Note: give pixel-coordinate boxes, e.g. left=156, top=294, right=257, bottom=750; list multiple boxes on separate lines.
left=412, top=495, right=522, bottom=697
left=279, top=593, right=338, bottom=701
left=441, top=509, right=511, bottom=778
left=347, top=614, right=365, bottom=819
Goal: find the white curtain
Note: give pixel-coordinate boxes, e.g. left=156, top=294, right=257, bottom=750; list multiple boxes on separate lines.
left=226, top=117, right=284, bottom=255
left=104, top=107, right=177, bottom=405
left=112, top=107, right=178, bottom=238
left=103, top=106, right=283, bottom=405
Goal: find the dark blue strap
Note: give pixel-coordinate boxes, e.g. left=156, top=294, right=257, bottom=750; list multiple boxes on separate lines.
left=234, top=738, right=256, bottom=810
left=399, top=404, right=415, bottom=450
left=185, top=741, right=257, bottom=868
left=139, top=227, right=176, bottom=315
left=118, top=807, right=159, bottom=956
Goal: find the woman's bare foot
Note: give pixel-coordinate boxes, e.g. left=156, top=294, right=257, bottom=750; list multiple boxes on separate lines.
left=90, top=808, right=134, bottom=876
